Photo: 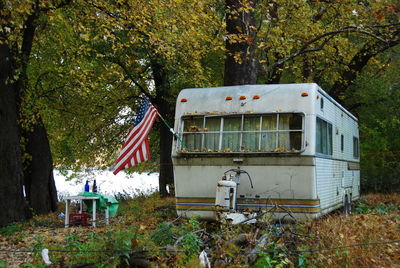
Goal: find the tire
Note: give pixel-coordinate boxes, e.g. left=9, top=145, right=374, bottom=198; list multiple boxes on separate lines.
left=348, top=195, right=352, bottom=214
left=343, top=195, right=351, bottom=215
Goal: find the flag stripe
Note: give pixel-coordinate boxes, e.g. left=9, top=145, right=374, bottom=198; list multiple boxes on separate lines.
left=113, top=98, right=158, bottom=175
left=140, top=141, right=147, bottom=162
left=117, top=108, right=157, bottom=159
left=115, top=135, right=148, bottom=172
left=144, top=138, right=151, bottom=161
left=114, top=108, right=157, bottom=171
left=114, top=117, right=156, bottom=171
left=123, top=106, right=156, bottom=147
left=118, top=107, right=157, bottom=157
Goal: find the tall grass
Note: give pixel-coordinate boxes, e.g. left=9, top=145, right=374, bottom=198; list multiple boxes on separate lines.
left=299, top=193, right=400, bottom=267
left=2, top=193, right=398, bottom=267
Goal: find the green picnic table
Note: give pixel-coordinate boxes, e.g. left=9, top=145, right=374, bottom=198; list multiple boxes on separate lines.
left=81, top=191, right=119, bottom=217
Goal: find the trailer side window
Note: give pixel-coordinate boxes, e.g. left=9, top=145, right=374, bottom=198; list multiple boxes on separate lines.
left=316, top=118, right=332, bottom=155
left=180, top=113, right=304, bottom=153
left=341, top=134, right=344, bottom=152
left=353, top=137, right=359, bottom=158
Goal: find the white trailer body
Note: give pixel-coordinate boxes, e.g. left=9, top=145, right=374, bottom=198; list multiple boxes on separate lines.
left=172, top=84, right=360, bottom=220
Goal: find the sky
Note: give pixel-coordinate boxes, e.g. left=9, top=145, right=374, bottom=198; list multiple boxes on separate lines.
left=54, top=170, right=159, bottom=200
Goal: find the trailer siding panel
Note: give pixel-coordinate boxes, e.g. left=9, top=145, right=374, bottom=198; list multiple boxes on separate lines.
left=315, top=88, right=359, bottom=211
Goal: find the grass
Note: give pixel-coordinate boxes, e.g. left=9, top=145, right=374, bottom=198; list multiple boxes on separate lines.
left=297, top=193, right=400, bottom=267
left=0, top=223, right=23, bottom=236
left=0, top=193, right=399, bottom=267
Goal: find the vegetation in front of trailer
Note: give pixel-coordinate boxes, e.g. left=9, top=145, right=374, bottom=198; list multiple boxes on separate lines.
left=0, top=193, right=398, bottom=267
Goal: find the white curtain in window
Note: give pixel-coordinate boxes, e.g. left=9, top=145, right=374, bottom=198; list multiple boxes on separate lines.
left=242, top=117, right=259, bottom=151
left=261, top=115, right=277, bottom=151
left=204, top=117, right=220, bottom=151
left=278, top=115, right=291, bottom=150
left=183, top=134, right=202, bottom=150
left=222, top=117, right=241, bottom=151
left=183, top=118, right=203, bottom=150
left=261, top=133, right=276, bottom=151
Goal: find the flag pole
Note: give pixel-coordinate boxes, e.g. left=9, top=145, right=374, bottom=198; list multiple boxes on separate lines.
left=155, top=110, right=189, bottom=151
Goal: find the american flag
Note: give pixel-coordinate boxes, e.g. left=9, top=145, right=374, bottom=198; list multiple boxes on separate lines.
left=113, top=97, right=158, bottom=175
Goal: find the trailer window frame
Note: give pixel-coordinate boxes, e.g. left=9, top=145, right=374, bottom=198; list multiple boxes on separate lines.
left=316, top=117, right=333, bottom=156
left=353, top=136, right=359, bottom=158
left=178, top=113, right=305, bottom=153
left=340, top=134, right=344, bottom=152
left=320, top=97, right=324, bottom=111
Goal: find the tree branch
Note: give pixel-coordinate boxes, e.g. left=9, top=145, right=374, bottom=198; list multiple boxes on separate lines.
left=329, top=40, right=399, bottom=99
left=105, top=56, right=153, bottom=102
left=40, top=0, right=72, bottom=12
left=263, top=24, right=399, bottom=75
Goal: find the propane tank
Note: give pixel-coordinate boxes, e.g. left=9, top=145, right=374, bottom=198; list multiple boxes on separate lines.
left=215, top=179, right=237, bottom=211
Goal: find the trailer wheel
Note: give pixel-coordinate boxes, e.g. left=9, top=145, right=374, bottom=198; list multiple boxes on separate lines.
left=348, top=194, right=352, bottom=214
left=343, top=195, right=352, bottom=215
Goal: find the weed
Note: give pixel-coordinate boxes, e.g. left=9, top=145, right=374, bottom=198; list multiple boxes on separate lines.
left=180, top=232, right=203, bottom=258
left=150, top=218, right=205, bottom=265
left=374, top=203, right=397, bottom=215
left=0, top=223, right=23, bottom=236
left=23, top=263, right=45, bottom=268
left=102, top=228, right=137, bottom=261
left=153, top=205, right=176, bottom=219
left=254, top=242, right=291, bottom=268
left=57, top=232, right=107, bottom=266
left=114, top=190, right=134, bottom=201
left=31, top=234, right=44, bottom=258
left=353, top=200, right=398, bottom=215
left=353, top=201, right=372, bottom=214
left=177, top=218, right=204, bottom=260
left=182, top=218, right=201, bottom=232
left=31, top=218, right=54, bottom=227
left=151, top=222, right=176, bottom=246
left=297, top=255, right=307, bottom=268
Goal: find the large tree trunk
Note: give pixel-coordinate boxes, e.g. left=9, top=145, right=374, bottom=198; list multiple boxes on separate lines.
left=158, top=112, right=174, bottom=197
left=17, top=8, right=58, bottom=214
left=151, top=59, right=174, bottom=197
left=0, top=3, right=58, bottom=222
left=224, top=0, right=258, bottom=85
left=23, top=119, right=58, bottom=214
left=0, top=43, right=31, bottom=226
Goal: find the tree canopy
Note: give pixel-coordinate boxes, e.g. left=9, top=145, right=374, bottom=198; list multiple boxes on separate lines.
left=21, top=0, right=400, bottom=189
left=0, top=0, right=399, bottom=225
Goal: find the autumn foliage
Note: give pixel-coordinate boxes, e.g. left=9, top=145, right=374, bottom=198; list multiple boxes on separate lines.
left=0, top=193, right=399, bottom=267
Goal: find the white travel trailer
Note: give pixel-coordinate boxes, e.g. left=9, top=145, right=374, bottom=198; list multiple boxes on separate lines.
left=171, top=84, right=360, bottom=220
